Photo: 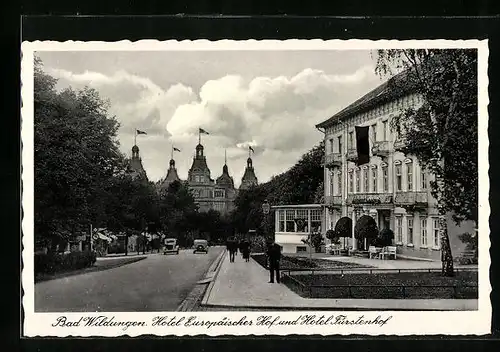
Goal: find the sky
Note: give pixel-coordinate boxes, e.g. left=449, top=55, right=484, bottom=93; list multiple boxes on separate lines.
left=37, top=50, right=386, bottom=187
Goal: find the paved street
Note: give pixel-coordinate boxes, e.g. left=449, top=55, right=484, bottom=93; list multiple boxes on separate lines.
left=35, top=246, right=224, bottom=312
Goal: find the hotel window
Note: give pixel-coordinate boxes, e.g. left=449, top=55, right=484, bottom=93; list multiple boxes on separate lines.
left=372, top=167, right=378, bottom=193
left=383, top=120, right=389, bottom=141
left=337, top=135, right=343, bottom=153
left=311, top=209, right=322, bottom=232
left=296, top=210, right=308, bottom=232
left=432, top=218, right=440, bottom=248
left=421, top=218, right=428, bottom=246
left=349, top=171, right=354, bottom=193
left=371, top=123, right=377, bottom=142
left=406, top=162, right=413, bottom=191
left=363, top=169, right=369, bottom=193
left=337, top=172, right=342, bottom=196
left=421, top=170, right=427, bottom=190
left=407, top=217, right=414, bottom=245
left=396, top=217, right=403, bottom=243
left=349, top=131, right=354, bottom=149
left=279, top=210, right=285, bottom=232
left=395, top=164, right=403, bottom=191
left=355, top=169, right=361, bottom=193
left=285, top=210, right=295, bottom=232
left=382, top=165, right=389, bottom=192
left=329, top=172, right=334, bottom=196
left=329, top=138, right=334, bottom=153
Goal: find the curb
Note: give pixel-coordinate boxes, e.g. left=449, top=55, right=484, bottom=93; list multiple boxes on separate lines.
left=176, top=248, right=227, bottom=312
left=200, top=302, right=478, bottom=311
left=200, top=249, right=227, bottom=306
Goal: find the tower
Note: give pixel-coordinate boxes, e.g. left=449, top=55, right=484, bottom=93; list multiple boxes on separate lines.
left=159, top=157, right=180, bottom=192
left=127, top=144, right=148, bottom=181
left=187, top=143, right=215, bottom=212
left=215, top=150, right=236, bottom=213
left=240, top=155, right=258, bottom=190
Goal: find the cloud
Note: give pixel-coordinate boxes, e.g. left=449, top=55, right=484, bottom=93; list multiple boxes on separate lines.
left=47, top=64, right=381, bottom=183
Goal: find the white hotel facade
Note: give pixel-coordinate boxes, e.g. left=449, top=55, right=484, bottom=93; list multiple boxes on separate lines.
left=273, top=75, right=473, bottom=260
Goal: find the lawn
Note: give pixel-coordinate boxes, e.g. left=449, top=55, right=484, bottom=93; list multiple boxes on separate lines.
left=283, top=271, right=478, bottom=299
left=251, top=253, right=371, bottom=270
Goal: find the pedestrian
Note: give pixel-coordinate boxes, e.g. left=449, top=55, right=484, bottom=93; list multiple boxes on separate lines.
left=242, top=240, right=250, bottom=262
left=227, top=237, right=236, bottom=263
left=266, top=240, right=281, bottom=283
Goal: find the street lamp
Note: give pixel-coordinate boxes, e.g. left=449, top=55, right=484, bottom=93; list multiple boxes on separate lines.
left=262, top=199, right=271, bottom=240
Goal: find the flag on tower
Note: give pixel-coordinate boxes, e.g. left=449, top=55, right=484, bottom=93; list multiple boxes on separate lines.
left=249, top=146, right=255, bottom=153
left=199, top=128, right=210, bottom=135
left=136, top=129, right=147, bottom=135
left=173, top=147, right=181, bottom=152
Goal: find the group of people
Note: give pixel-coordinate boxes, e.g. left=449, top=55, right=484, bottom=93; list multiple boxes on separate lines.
left=225, top=236, right=282, bottom=284
left=226, top=237, right=251, bottom=263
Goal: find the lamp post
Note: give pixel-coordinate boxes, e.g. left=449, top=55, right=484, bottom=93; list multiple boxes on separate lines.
left=262, top=199, right=271, bottom=240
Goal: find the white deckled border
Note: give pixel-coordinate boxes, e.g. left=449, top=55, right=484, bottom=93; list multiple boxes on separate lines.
left=21, top=39, right=491, bottom=337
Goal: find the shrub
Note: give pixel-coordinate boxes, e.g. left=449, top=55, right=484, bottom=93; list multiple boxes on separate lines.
left=325, top=229, right=336, bottom=241
left=35, top=250, right=97, bottom=275
left=354, top=215, right=379, bottom=241
left=375, top=228, right=394, bottom=247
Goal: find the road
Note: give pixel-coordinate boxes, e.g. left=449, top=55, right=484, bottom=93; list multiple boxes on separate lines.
left=35, top=246, right=224, bottom=312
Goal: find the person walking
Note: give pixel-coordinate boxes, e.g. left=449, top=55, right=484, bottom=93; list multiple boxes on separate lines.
left=227, top=237, right=236, bottom=263
left=266, top=241, right=281, bottom=283
left=241, top=239, right=251, bottom=262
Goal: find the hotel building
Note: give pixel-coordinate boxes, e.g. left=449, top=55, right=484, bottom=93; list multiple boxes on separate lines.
left=274, top=75, right=474, bottom=260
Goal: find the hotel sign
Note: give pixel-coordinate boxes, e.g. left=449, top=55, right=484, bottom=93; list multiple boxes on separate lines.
left=347, top=194, right=393, bottom=205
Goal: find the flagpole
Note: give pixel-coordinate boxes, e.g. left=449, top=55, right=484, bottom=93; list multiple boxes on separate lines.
left=134, top=128, right=137, bottom=146
left=171, top=145, right=173, bottom=160
left=198, top=128, right=201, bottom=145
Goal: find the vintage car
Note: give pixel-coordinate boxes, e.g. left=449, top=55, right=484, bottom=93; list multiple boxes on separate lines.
left=193, top=239, right=208, bottom=254
left=163, top=238, right=179, bottom=255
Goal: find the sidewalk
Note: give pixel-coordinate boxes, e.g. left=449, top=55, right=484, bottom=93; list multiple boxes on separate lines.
left=202, top=252, right=477, bottom=311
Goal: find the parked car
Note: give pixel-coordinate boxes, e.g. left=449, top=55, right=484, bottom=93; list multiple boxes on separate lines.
left=193, top=239, right=208, bottom=254
left=163, top=238, right=179, bottom=255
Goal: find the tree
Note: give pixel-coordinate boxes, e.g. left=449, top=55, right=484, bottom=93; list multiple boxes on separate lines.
left=376, top=228, right=395, bottom=247
left=354, top=215, right=379, bottom=245
left=375, top=49, right=477, bottom=276
left=34, top=57, right=124, bottom=250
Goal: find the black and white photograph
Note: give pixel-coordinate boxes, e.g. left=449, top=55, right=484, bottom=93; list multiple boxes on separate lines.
left=21, top=39, right=490, bottom=336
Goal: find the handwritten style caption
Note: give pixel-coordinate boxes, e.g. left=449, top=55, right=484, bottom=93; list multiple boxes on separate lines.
left=52, top=314, right=393, bottom=331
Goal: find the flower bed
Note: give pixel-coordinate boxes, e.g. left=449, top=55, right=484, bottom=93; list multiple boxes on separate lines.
left=283, top=271, right=478, bottom=299
left=251, top=254, right=370, bottom=270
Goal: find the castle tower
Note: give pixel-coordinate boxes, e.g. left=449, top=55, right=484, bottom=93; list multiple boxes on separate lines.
left=159, top=157, right=181, bottom=192
left=215, top=150, right=236, bottom=213
left=127, top=144, right=148, bottom=181
left=187, top=143, right=215, bottom=212
left=240, top=155, right=258, bottom=190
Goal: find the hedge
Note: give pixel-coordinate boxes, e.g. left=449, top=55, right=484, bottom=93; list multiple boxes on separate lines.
left=35, top=250, right=97, bottom=275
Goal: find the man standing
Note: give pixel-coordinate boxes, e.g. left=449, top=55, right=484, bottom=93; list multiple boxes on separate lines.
left=266, top=241, right=281, bottom=283
left=227, top=237, right=236, bottom=263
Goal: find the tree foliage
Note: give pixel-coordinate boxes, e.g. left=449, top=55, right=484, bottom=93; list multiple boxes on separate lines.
left=354, top=215, right=379, bottom=240
left=34, top=57, right=125, bottom=248
left=375, top=49, right=478, bottom=225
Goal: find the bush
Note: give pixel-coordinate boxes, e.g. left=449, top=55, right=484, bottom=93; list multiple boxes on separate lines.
left=354, top=215, right=378, bottom=241
left=35, top=250, right=97, bottom=275
left=375, top=228, right=394, bottom=247
left=325, top=229, right=336, bottom=241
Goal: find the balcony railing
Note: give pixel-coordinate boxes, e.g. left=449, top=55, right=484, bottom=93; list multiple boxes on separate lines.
left=346, top=193, right=394, bottom=205
left=324, top=153, right=342, bottom=168
left=371, top=141, right=391, bottom=158
left=393, top=138, right=410, bottom=154
left=346, top=148, right=358, bottom=162
left=394, top=191, right=428, bottom=208
left=325, top=195, right=342, bottom=207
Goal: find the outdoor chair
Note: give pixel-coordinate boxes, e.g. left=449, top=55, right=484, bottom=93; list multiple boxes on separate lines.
left=368, top=246, right=381, bottom=259
left=380, top=246, right=397, bottom=260
left=332, top=245, right=342, bottom=256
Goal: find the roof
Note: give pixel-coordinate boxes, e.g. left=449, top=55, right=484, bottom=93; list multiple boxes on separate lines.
left=316, top=70, right=416, bottom=129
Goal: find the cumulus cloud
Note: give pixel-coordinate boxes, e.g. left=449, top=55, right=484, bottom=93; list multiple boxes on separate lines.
left=48, top=63, right=381, bottom=183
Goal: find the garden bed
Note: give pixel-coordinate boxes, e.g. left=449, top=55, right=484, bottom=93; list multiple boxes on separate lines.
left=251, top=253, right=371, bottom=270
left=283, top=271, right=478, bottom=299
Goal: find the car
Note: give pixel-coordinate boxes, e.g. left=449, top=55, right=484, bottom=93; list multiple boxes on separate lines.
left=163, top=238, right=179, bottom=255
left=193, top=239, right=208, bottom=254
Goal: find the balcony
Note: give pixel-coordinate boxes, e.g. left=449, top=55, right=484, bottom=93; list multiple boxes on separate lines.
left=324, top=153, right=342, bottom=169
left=393, top=138, right=410, bottom=154
left=371, top=141, right=391, bottom=158
left=325, top=195, right=342, bottom=209
left=394, top=191, right=428, bottom=209
left=346, top=148, right=358, bottom=162
left=346, top=193, right=394, bottom=206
